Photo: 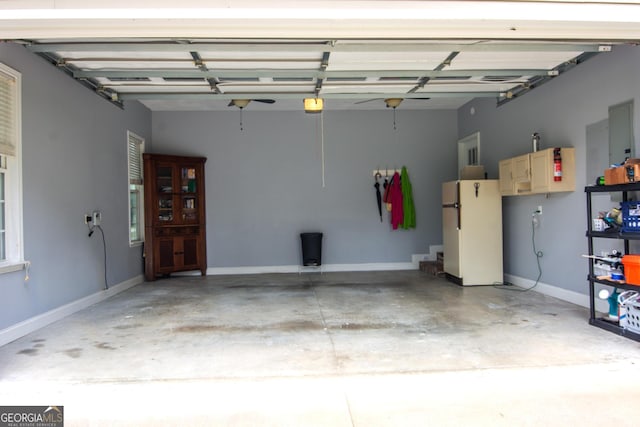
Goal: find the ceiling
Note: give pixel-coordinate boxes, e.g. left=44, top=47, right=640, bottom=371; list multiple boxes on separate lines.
left=3, top=1, right=640, bottom=111
left=18, top=38, right=603, bottom=111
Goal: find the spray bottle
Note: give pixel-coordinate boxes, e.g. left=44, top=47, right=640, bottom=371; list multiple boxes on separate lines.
left=598, top=288, right=621, bottom=321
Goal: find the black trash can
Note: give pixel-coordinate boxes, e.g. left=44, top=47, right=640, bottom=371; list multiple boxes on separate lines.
left=300, top=232, right=323, bottom=266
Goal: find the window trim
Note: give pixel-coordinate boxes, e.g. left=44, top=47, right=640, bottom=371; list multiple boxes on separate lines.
left=0, top=62, right=24, bottom=273
left=127, top=131, right=144, bottom=247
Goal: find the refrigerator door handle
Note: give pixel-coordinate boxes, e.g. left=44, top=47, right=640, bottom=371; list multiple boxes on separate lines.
left=456, top=181, right=461, bottom=230
left=442, top=203, right=462, bottom=230
left=442, top=182, right=461, bottom=229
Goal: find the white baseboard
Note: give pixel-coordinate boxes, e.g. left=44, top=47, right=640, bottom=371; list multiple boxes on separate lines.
left=504, top=273, right=607, bottom=312
left=0, top=275, right=143, bottom=347
left=207, top=262, right=416, bottom=276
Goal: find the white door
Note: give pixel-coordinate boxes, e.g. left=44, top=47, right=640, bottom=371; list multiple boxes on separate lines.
left=458, top=132, right=480, bottom=179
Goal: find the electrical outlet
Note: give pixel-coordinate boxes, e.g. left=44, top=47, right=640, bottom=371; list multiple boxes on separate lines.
left=537, top=205, right=543, bottom=215
left=92, top=211, right=102, bottom=226
left=84, top=213, right=93, bottom=224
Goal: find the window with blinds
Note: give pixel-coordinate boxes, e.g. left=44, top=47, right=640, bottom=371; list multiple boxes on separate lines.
left=0, top=62, right=22, bottom=270
left=0, top=69, right=16, bottom=158
left=0, top=155, right=6, bottom=261
left=0, top=70, right=15, bottom=260
left=127, top=131, right=144, bottom=245
left=128, top=133, right=143, bottom=185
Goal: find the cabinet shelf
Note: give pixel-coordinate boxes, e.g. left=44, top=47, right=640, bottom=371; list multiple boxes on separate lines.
left=157, top=192, right=197, bottom=196
left=586, top=230, right=640, bottom=240
left=585, top=182, right=640, bottom=193
left=588, top=275, right=640, bottom=291
left=590, top=318, right=640, bottom=340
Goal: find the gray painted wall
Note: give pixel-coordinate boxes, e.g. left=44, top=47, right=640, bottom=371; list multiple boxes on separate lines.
left=0, top=42, right=151, bottom=330
left=457, top=44, right=640, bottom=294
left=152, top=109, right=458, bottom=268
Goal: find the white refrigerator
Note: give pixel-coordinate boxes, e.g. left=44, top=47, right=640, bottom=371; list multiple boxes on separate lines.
left=442, top=180, right=503, bottom=286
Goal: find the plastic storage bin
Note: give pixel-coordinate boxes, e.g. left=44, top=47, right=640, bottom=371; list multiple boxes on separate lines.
left=300, top=232, right=323, bottom=266
left=621, top=294, right=640, bottom=333
left=621, top=201, right=640, bottom=232
left=622, top=255, right=640, bottom=285
left=593, top=218, right=606, bottom=231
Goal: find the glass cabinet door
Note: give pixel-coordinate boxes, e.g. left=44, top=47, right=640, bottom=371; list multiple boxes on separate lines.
left=156, top=166, right=174, bottom=223
left=180, top=167, right=197, bottom=193
left=157, top=195, right=173, bottom=222
left=180, top=166, right=198, bottom=223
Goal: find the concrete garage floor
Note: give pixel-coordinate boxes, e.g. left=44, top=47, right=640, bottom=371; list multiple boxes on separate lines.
left=1, top=271, right=640, bottom=426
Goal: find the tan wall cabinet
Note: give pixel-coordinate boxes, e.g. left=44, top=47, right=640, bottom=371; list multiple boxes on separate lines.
left=143, top=153, right=207, bottom=281
left=530, top=148, right=575, bottom=193
left=498, top=154, right=532, bottom=195
left=499, top=147, right=575, bottom=196
left=498, top=158, right=515, bottom=196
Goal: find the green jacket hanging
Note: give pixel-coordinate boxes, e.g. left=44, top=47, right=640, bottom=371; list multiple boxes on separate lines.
left=400, top=166, right=416, bottom=229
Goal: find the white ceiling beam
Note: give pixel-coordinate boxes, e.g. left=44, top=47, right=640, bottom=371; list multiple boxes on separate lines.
left=72, top=69, right=554, bottom=79
left=26, top=42, right=607, bottom=54
left=118, top=91, right=503, bottom=101
left=2, top=2, right=640, bottom=40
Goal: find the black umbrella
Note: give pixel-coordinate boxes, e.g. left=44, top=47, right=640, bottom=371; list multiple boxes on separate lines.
left=374, top=173, right=383, bottom=222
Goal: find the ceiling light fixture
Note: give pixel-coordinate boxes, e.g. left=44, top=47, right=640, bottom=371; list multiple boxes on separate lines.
left=384, top=98, right=403, bottom=131
left=384, top=98, right=403, bottom=109
left=231, top=99, right=251, bottom=108
left=304, top=98, right=323, bottom=114
left=230, top=99, right=251, bottom=131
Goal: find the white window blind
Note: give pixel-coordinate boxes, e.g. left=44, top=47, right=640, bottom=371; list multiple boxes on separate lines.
left=127, top=131, right=144, bottom=245
left=128, top=133, right=143, bottom=185
left=0, top=69, right=16, bottom=157
left=0, top=62, right=23, bottom=271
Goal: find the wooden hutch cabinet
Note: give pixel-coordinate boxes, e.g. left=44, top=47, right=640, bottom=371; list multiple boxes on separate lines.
left=143, top=153, right=207, bottom=281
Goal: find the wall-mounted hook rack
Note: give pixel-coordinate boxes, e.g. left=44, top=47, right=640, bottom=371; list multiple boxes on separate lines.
left=372, top=168, right=400, bottom=177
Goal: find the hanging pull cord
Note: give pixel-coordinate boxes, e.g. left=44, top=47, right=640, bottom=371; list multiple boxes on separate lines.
left=393, top=107, right=397, bottom=131
left=240, top=107, right=244, bottom=131
left=315, top=112, right=326, bottom=188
